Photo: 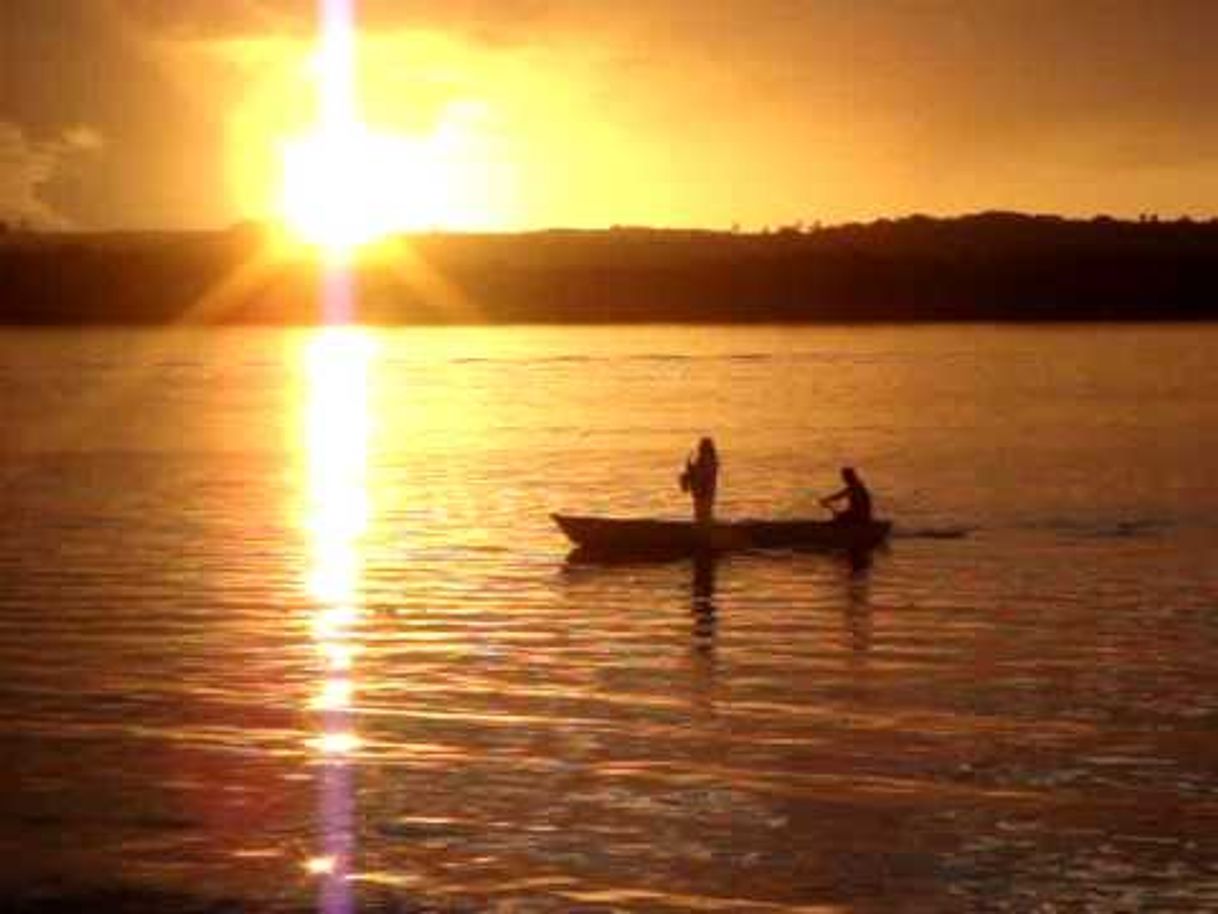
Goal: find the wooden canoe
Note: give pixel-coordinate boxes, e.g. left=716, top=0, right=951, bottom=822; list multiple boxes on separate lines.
left=552, top=513, right=891, bottom=558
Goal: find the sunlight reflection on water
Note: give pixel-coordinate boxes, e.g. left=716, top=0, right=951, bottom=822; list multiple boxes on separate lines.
left=303, top=326, right=373, bottom=914
left=0, top=325, right=1214, bottom=912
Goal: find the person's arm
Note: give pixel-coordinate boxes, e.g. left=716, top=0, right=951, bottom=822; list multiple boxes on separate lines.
left=819, top=486, right=848, bottom=507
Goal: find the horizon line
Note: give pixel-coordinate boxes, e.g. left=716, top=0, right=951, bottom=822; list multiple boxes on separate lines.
left=4, top=208, right=1218, bottom=238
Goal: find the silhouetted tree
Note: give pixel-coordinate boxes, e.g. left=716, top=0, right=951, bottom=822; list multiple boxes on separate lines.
left=0, top=213, right=1215, bottom=324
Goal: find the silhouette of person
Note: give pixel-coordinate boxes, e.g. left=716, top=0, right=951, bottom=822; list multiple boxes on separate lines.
left=820, top=466, right=873, bottom=524
left=679, top=437, right=719, bottom=527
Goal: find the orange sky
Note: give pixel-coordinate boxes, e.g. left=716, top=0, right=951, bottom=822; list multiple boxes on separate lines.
left=1, top=0, right=1216, bottom=231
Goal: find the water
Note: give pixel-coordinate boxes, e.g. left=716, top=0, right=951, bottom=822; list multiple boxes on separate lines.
left=0, top=324, right=1215, bottom=912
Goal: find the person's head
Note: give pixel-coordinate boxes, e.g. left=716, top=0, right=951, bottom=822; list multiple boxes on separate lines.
left=841, top=466, right=860, bottom=485
left=697, top=437, right=717, bottom=461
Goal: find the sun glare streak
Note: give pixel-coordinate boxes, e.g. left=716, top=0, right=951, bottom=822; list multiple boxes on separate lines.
left=374, top=235, right=486, bottom=322
left=311, top=677, right=354, bottom=712
left=318, top=0, right=357, bottom=130
left=302, top=321, right=374, bottom=914
left=320, top=641, right=358, bottom=672
left=306, top=856, right=337, bottom=876
left=276, top=0, right=506, bottom=253
left=309, top=731, right=364, bottom=757
left=0, top=241, right=285, bottom=488
left=280, top=0, right=365, bottom=255
left=311, top=604, right=359, bottom=641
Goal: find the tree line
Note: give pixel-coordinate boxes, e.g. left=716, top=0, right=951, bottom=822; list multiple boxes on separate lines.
left=1, top=212, right=1215, bottom=324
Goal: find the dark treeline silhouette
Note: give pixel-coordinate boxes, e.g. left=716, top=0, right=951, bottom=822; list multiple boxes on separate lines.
left=1, top=212, right=1217, bottom=324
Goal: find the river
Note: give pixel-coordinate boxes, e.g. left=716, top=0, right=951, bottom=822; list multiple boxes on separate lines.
left=0, top=324, right=1215, bottom=912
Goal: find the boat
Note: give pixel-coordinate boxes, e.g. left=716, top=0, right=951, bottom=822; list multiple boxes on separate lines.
left=552, top=513, right=891, bottom=559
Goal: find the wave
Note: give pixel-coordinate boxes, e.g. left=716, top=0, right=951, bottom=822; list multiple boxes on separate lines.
left=893, top=518, right=1183, bottom=541
left=1024, top=517, right=1173, bottom=539
left=891, top=525, right=975, bottom=540
left=1075, top=520, right=1172, bottom=540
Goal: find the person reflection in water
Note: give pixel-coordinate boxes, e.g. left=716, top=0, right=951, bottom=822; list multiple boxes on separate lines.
left=820, top=466, right=873, bottom=524
left=680, top=437, right=719, bottom=528
left=692, top=552, right=717, bottom=624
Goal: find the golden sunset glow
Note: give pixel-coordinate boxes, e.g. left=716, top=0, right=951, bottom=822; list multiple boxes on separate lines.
left=216, top=13, right=688, bottom=237
left=300, top=323, right=374, bottom=909
left=305, top=856, right=337, bottom=876
left=311, top=677, right=354, bottom=713
left=5, top=5, right=1215, bottom=231
left=271, top=6, right=511, bottom=252
left=2, top=2, right=1215, bottom=912
left=279, top=93, right=508, bottom=250
left=308, top=730, right=364, bottom=757
left=281, top=123, right=481, bottom=249
left=302, top=328, right=370, bottom=758
left=303, top=326, right=373, bottom=665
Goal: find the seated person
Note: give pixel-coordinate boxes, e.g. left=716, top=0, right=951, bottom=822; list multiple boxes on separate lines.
left=820, top=467, right=872, bottom=523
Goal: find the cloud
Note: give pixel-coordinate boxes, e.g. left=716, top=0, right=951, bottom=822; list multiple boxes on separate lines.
left=105, top=0, right=305, bottom=39
left=105, top=0, right=555, bottom=46
left=0, top=123, right=104, bottom=227
left=0, top=123, right=61, bottom=225
left=63, top=125, right=106, bottom=152
left=2, top=0, right=1216, bottom=227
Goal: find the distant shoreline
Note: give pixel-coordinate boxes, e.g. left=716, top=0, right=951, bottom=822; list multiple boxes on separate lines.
left=2, top=212, right=1216, bottom=324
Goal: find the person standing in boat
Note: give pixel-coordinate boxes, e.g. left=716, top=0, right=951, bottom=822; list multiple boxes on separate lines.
left=820, top=466, right=873, bottom=524
left=680, top=437, right=719, bottom=527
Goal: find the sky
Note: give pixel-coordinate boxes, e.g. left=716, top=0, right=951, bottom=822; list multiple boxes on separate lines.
left=1, top=0, right=1216, bottom=232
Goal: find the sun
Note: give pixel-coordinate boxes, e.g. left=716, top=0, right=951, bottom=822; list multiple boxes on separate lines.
left=276, top=2, right=500, bottom=254
left=281, top=125, right=451, bottom=252
left=280, top=106, right=511, bottom=253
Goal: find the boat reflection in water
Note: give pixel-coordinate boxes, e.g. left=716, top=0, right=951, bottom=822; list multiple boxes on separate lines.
left=690, top=553, right=718, bottom=652
left=301, top=327, right=374, bottom=914
left=566, top=538, right=874, bottom=653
